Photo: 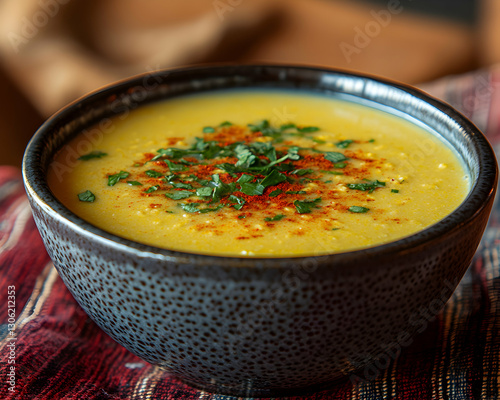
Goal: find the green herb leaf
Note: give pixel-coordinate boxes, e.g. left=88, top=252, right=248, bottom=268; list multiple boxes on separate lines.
left=145, top=185, right=159, bottom=194
left=228, top=195, right=246, bottom=210
left=165, top=191, right=193, bottom=200
left=171, top=182, right=193, bottom=189
left=127, top=181, right=143, bottom=186
left=108, top=171, right=130, bottom=186
left=78, top=151, right=108, bottom=161
left=291, top=169, right=313, bottom=176
left=180, top=203, right=224, bottom=213
left=179, top=202, right=200, bottom=213
left=391, top=189, right=399, bottom=193
left=145, top=170, right=164, bottom=178
left=334, top=162, right=347, bottom=169
left=286, top=190, right=307, bottom=194
left=336, top=140, right=354, bottom=149
left=210, top=174, right=236, bottom=201
left=238, top=214, right=246, bottom=219
left=203, top=126, right=215, bottom=133
left=269, top=189, right=283, bottom=197
left=236, top=174, right=254, bottom=184
left=240, top=182, right=265, bottom=196
left=220, top=121, right=232, bottom=127
left=349, top=206, right=370, bottom=213
left=368, top=139, right=375, bottom=143
left=250, top=141, right=276, bottom=161
left=280, top=123, right=296, bottom=130
left=325, top=152, right=348, bottom=163
left=248, top=120, right=270, bottom=132
left=196, top=187, right=213, bottom=197
left=264, top=214, right=286, bottom=222
left=78, top=190, right=95, bottom=202
left=287, top=146, right=301, bottom=161
left=312, top=138, right=326, bottom=144
left=235, top=144, right=257, bottom=169
left=260, top=170, right=287, bottom=188
left=298, top=126, right=320, bottom=133
left=166, top=160, right=187, bottom=172
left=156, top=148, right=193, bottom=160
left=294, top=198, right=321, bottom=214
left=347, top=180, right=386, bottom=193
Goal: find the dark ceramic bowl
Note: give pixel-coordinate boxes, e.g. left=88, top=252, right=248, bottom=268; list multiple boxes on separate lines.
left=23, top=65, right=497, bottom=397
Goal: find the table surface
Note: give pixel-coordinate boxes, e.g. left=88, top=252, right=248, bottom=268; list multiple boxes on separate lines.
left=1, top=66, right=500, bottom=399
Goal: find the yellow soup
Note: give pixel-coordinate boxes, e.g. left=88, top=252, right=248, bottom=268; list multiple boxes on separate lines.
left=48, top=90, right=470, bottom=257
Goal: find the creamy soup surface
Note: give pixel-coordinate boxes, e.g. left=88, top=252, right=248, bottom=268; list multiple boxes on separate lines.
left=48, top=90, right=470, bottom=256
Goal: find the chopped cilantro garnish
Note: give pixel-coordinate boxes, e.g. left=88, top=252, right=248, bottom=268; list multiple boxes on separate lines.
left=240, top=182, right=265, bottom=196
left=203, top=126, right=215, bottom=133
left=347, top=180, right=386, bottom=193
left=145, top=170, right=163, bottom=178
left=391, top=189, right=399, bottom=193
left=280, top=123, right=296, bottom=130
left=78, top=190, right=95, bottom=202
left=286, top=190, right=307, bottom=194
left=261, top=170, right=287, bottom=188
left=349, top=206, right=369, bottom=213
left=334, top=162, right=347, bottom=169
left=210, top=174, right=236, bottom=201
left=248, top=120, right=270, bottom=133
left=294, top=198, right=321, bottom=214
left=145, top=185, right=159, bottom=194
left=127, top=181, right=143, bottom=186
left=236, top=174, right=254, bottom=184
left=325, top=152, right=348, bottom=163
left=78, top=151, right=108, bottom=161
left=291, top=169, right=313, bottom=176
left=166, top=160, right=188, bottom=172
left=269, top=189, right=283, bottom=197
left=298, top=126, right=320, bottom=133
left=312, top=138, right=326, bottom=144
left=228, top=195, right=246, bottom=210
left=219, top=121, right=232, bottom=127
left=165, top=191, right=193, bottom=200
left=196, top=187, right=213, bottom=197
left=332, top=228, right=340, bottom=231
left=235, top=144, right=257, bottom=169
left=171, top=182, right=193, bottom=189
left=238, top=214, right=246, bottom=219
left=336, top=140, right=354, bottom=149
left=368, top=139, right=375, bottom=143
left=264, top=214, right=286, bottom=222
left=108, top=171, right=130, bottom=186
left=180, top=203, right=224, bottom=213
left=287, top=146, right=301, bottom=161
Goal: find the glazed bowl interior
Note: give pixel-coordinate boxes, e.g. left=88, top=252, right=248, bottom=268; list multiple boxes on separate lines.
left=22, top=65, right=498, bottom=397
left=24, top=65, right=495, bottom=264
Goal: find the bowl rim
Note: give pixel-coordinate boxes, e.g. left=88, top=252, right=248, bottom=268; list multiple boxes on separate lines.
left=22, top=63, right=499, bottom=267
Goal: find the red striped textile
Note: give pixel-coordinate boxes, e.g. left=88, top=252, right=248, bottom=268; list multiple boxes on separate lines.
left=1, top=66, right=500, bottom=399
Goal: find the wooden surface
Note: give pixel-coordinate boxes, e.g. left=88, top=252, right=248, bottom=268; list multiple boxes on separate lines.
left=0, top=0, right=487, bottom=166
left=0, top=65, right=43, bottom=167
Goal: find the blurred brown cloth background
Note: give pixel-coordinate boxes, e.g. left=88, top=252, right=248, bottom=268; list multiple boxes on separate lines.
left=0, top=0, right=499, bottom=166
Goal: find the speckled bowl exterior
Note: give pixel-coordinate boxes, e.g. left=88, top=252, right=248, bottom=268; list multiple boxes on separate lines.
left=23, top=65, right=498, bottom=397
